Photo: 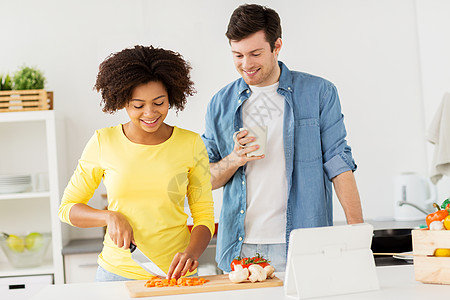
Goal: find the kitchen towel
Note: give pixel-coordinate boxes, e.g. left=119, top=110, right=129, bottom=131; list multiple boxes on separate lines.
left=426, top=92, right=450, bottom=184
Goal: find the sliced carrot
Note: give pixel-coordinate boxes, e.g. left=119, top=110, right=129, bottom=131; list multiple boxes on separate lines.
left=144, top=276, right=208, bottom=288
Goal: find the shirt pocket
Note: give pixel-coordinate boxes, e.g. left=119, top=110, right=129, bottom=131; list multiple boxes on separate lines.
left=294, top=118, right=322, bottom=162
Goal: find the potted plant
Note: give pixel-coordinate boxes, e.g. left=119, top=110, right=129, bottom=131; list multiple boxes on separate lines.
left=0, top=66, right=52, bottom=112
left=13, top=66, right=46, bottom=90
left=0, top=74, right=13, bottom=91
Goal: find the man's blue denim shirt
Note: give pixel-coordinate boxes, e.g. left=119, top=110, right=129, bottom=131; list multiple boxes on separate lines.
left=201, top=61, right=356, bottom=272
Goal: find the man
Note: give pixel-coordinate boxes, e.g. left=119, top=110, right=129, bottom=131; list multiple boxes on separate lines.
left=201, top=4, right=363, bottom=272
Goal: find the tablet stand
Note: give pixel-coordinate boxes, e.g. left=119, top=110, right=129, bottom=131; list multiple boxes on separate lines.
left=284, top=223, right=379, bottom=299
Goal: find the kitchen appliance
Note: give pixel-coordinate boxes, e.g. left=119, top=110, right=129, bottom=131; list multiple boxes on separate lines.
left=371, top=229, right=413, bottom=253
left=371, top=228, right=413, bottom=266
left=129, top=243, right=167, bottom=277
left=394, top=173, right=436, bottom=221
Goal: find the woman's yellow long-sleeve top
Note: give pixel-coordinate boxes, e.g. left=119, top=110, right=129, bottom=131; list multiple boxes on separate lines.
left=58, top=125, right=215, bottom=279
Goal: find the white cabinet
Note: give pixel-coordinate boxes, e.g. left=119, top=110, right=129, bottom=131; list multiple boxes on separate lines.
left=0, top=274, right=53, bottom=300
left=0, top=110, right=66, bottom=284
left=64, top=253, right=99, bottom=283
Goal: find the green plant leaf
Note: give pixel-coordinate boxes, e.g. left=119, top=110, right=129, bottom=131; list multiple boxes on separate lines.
left=3, top=74, right=12, bottom=90
left=13, top=66, right=46, bottom=90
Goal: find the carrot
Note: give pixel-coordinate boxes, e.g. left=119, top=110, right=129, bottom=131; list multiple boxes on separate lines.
left=144, top=276, right=209, bottom=288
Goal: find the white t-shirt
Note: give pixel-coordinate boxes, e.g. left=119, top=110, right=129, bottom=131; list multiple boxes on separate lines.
left=242, top=82, right=288, bottom=244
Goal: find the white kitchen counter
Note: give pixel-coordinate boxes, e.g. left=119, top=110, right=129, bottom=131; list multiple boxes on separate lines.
left=31, top=265, right=450, bottom=300
left=339, top=219, right=424, bottom=230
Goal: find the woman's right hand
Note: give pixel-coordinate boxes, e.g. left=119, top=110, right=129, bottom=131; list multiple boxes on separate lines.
left=105, top=211, right=135, bottom=249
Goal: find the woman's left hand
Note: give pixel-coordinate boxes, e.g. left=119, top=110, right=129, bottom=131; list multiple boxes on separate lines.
left=166, top=225, right=211, bottom=279
left=166, top=251, right=198, bottom=279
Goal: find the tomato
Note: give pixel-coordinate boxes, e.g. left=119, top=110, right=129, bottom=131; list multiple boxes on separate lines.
left=240, top=257, right=253, bottom=269
left=230, top=256, right=242, bottom=271
left=230, top=253, right=271, bottom=270
left=252, top=256, right=262, bottom=263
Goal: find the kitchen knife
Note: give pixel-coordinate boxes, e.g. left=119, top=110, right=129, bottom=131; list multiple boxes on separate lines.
left=130, top=243, right=167, bottom=277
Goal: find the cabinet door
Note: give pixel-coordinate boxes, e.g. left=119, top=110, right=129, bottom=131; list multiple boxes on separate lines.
left=64, top=253, right=99, bottom=283
left=0, top=274, right=53, bottom=300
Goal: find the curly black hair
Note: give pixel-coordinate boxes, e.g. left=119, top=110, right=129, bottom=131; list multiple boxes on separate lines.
left=94, top=45, right=196, bottom=113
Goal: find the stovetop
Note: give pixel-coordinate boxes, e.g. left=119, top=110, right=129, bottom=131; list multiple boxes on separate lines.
left=374, top=256, right=413, bottom=266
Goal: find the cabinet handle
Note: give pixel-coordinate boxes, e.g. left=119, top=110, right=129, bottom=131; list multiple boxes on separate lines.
left=78, top=263, right=98, bottom=268
left=9, top=284, right=26, bottom=290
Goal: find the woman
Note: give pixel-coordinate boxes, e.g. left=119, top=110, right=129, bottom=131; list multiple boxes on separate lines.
left=58, top=45, right=215, bottom=281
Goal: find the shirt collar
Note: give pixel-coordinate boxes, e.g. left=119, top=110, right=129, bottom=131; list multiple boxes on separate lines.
left=277, top=61, right=293, bottom=92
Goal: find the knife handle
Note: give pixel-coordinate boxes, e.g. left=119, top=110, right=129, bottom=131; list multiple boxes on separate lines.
left=129, top=243, right=136, bottom=253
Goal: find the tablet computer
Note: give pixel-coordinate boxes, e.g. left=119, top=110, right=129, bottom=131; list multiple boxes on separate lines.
left=284, top=223, right=379, bottom=299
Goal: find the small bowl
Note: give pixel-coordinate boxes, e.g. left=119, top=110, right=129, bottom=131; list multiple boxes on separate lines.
left=0, top=232, right=51, bottom=268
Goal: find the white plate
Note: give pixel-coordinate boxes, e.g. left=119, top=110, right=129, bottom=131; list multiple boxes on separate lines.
left=0, top=175, right=32, bottom=184
left=0, top=174, right=31, bottom=179
left=0, top=184, right=31, bottom=194
left=393, top=252, right=413, bottom=261
left=0, top=180, right=32, bottom=184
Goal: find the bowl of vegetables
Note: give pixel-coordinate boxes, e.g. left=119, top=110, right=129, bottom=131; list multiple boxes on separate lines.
left=0, top=232, right=51, bottom=268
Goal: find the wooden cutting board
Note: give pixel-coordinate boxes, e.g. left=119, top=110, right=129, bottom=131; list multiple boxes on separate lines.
left=125, top=274, right=283, bottom=298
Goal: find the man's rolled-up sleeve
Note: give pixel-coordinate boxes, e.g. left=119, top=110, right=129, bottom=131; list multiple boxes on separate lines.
left=320, top=82, right=357, bottom=180
left=201, top=101, right=222, bottom=163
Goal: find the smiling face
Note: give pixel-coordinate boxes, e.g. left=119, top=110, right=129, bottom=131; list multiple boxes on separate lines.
left=125, top=81, right=170, bottom=142
left=230, top=30, right=282, bottom=87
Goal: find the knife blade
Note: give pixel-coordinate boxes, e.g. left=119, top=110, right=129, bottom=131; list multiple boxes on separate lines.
left=130, top=243, right=167, bottom=277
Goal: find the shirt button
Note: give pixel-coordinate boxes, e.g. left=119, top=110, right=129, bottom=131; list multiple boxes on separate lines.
left=238, top=237, right=243, bottom=241
left=242, top=181, right=245, bottom=185
left=288, top=87, right=292, bottom=91
left=240, top=210, right=244, bottom=214
left=246, top=90, right=250, bottom=94
left=238, top=100, right=241, bottom=104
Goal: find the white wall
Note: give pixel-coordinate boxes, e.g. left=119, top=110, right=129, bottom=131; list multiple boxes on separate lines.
left=1, top=0, right=448, bottom=239
left=416, top=0, right=450, bottom=203
left=282, top=0, right=428, bottom=221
